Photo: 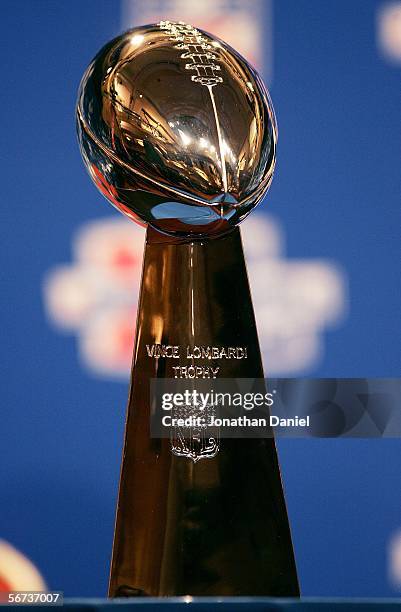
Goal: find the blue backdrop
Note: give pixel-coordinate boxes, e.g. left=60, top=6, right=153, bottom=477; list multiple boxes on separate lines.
left=1, top=0, right=400, bottom=597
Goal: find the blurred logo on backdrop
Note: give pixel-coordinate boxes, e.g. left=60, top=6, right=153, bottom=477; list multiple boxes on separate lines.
left=389, top=530, right=401, bottom=590
left=121, top=0, right=271, bottom=77
left=0, top=541, right=46, bottom=598
left=43, top=214, right=345, bottom=379
left=377, top=2, right=401, bottom=62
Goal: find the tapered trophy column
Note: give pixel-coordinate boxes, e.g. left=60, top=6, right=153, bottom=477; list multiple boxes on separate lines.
left=76, top=21, right=299, bottom=597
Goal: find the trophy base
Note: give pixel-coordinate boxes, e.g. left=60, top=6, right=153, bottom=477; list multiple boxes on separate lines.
left=108, top=226, right=299, bottom=598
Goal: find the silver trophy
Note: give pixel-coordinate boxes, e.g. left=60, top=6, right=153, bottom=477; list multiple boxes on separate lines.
left=76, top=22, right=298, bottom=597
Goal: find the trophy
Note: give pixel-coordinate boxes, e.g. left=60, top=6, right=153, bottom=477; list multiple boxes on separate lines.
left=76, top=22, right=299, bottom=597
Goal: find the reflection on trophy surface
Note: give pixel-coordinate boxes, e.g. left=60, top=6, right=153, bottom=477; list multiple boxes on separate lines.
left=77, top=21, right=299, bottom=597
left=77, top=21, right=276, bottom=237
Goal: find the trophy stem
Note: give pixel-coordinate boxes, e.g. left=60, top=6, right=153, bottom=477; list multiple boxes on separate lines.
left=108, top=226, right=299, bottom=597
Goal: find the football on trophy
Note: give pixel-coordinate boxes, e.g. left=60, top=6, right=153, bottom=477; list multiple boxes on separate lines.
left=76, top=21, right=277, bottom=237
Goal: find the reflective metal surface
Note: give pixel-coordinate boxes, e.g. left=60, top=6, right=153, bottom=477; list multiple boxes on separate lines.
left=76, top=21, right=277, bottom=238
left=109, top=227, right=299, bottom=597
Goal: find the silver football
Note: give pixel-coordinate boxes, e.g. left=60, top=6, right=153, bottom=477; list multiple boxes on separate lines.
left=76, top=21, right=277, bottom=238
